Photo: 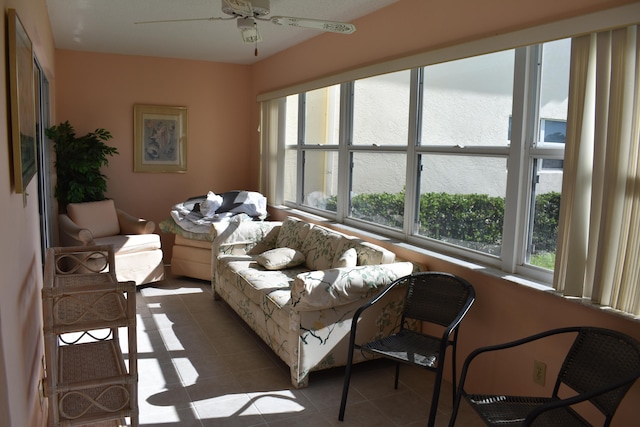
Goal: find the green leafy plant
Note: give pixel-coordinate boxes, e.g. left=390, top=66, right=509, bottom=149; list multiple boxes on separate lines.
left=320, top=190, right=560, bottom=263
left=45, top=121, right=118, bottom=209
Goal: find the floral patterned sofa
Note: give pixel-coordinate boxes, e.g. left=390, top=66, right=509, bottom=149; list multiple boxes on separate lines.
left=213, top=216, right=415, bottom=388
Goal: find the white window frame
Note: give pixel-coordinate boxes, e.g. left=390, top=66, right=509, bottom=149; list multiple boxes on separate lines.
left=262, top=4, right=640, bottom=286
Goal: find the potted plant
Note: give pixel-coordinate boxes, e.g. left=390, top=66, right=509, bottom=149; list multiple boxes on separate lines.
left=45, top=121, right=119, bottom=211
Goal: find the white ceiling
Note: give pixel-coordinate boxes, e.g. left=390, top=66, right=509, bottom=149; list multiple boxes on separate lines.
left=46, top=0, right=397, bottom=65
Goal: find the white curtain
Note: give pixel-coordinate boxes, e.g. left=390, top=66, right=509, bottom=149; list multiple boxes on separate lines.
left=259, top=99, right=282, bottom=204
left=554, top=25, right=640, bottom=316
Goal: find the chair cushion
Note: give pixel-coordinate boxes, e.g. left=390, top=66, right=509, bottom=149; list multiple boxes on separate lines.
left=94, top=233, right=161, bottom=255
left=67, top=200, right=120, bottom=238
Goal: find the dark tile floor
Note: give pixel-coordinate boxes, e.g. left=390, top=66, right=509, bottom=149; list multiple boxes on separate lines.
left=127, top=274, right=483, bottom=426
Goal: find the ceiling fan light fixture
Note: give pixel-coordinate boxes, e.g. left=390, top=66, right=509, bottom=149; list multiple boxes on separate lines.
left=237, top=17, right=262, bottom=44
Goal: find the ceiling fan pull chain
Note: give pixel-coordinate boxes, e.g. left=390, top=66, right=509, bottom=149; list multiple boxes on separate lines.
left=254, top=19, right=259, bottom=56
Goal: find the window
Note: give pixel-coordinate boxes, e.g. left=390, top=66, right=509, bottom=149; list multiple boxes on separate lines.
left=540, top=119, right=567, bottom=144
left=279, top=41, right=570, bottom=278
left=284, top=86, right=341, bottom=213
left=526, top=39, right=570, bottom=270
left=278, top=39, right=570, bottom=281
left=348, top=71, right=411, bottom=229
left=416, top=154, right=507, bottom=256
left=416, top=50, right=514, bottom=258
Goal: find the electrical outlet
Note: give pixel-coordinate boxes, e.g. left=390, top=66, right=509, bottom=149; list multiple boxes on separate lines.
left=533, top=360, right=546, bottom=386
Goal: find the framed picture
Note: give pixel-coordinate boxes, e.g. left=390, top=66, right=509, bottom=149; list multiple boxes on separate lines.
left=134, top=104, right=187, bottom=173
left=8, top=9, right=36, bottom=194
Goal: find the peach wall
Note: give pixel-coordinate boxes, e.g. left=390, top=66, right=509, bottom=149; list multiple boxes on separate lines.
left=54, top=50, right=253, bottom=261
left=0, top=1, right=56, bottom=426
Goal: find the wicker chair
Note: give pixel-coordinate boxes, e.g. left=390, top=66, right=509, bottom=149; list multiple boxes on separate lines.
left=338, top=272, right=476, bottom=427
left=448, top=326, right=640, bottom=426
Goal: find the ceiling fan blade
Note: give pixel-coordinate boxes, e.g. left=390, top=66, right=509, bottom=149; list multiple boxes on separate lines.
left=270, top=16, right=356, bottom=34
left=134, top=16, right=227, bottom=24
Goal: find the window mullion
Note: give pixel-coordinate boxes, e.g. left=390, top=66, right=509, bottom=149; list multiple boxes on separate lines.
left=297, top=93, right=305, bottom=205
left=337, top=82, right=354, bottom=222
left=502, top=45, right=540, bottom=273
left=404, top=68, right=421, bottom=237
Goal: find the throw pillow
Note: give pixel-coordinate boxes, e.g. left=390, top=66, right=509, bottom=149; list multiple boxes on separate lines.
left=300, top=226, right=343, bottom=270
left=276, top=217, right=313, bottom=250
left=256, top=247, right=305, bottom=271
left=333, top=247, right=357, bottom=268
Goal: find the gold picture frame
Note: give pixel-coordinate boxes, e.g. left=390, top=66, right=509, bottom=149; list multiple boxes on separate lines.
left=134, top=104, right=187, bottom=173
left=8, top=9, right=36, bottom=194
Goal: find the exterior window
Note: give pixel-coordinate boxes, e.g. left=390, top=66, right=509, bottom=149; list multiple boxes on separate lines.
left=352, top=71, right=411, bottom=146
left=421, top=50, right=515, bottom=147
left=526, top=39, right=569, bottom=269
left=279, top=38, right=570, bottom=281
left=302, top=150, right=338, bottom=212
left=304, top=86, right=340, bottom=146
left=540, top=119, right=566, bottom=143
left=350, top=152, right=406, bottom=229
left=348, top=70, right=411, bottom=229
left=416, top=50, right=514, bottom=258
left=528, top=158, right=562, bottom=268
left=416, top=155, right=507, bottom=256
left=283, top=87, right=341, bottom=211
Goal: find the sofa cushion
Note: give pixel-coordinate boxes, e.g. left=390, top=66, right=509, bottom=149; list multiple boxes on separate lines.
left=67, top=200, right=120, bottom=238
left=276, top=217, right=312, bottom=251
left=333, top=237, right=394, bottom=266
left=333, top=247, right=357, bottom=268
left=218, top=255, right=309, bottom=309
left=291, top=262, right=415, bottom=310
left=256, top=247, right=305, bottom=270
left=300, top=226, right=344, bottom=270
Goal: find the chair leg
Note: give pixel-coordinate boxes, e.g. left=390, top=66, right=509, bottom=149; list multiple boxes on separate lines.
left=448, top=391, right=463, bottom=427
left=338, top=345, right=356, bottom=421
left=394, top=362, right=401, bottom=389
left=428, top=366, right=444, bottom=427
left=451, top=343, right=457, bottom=407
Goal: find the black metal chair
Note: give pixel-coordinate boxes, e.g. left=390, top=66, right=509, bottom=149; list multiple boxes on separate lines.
left=338, top=272, right=476, bottom=427
left=448, top=326, right=640, bottom=427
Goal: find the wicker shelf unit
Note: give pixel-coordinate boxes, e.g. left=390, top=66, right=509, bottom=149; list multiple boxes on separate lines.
left=42, top=245, right=138, bottom=427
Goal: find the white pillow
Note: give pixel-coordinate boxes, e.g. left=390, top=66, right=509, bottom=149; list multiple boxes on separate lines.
left=333, top=247, right=357, bottom=268
left=199, top=191, right=223, bottom=218
left=256, top=247, right=305, bottom=271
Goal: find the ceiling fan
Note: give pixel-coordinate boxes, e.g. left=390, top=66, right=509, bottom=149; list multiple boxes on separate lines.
left=135, top=0, right=356, bottom=55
